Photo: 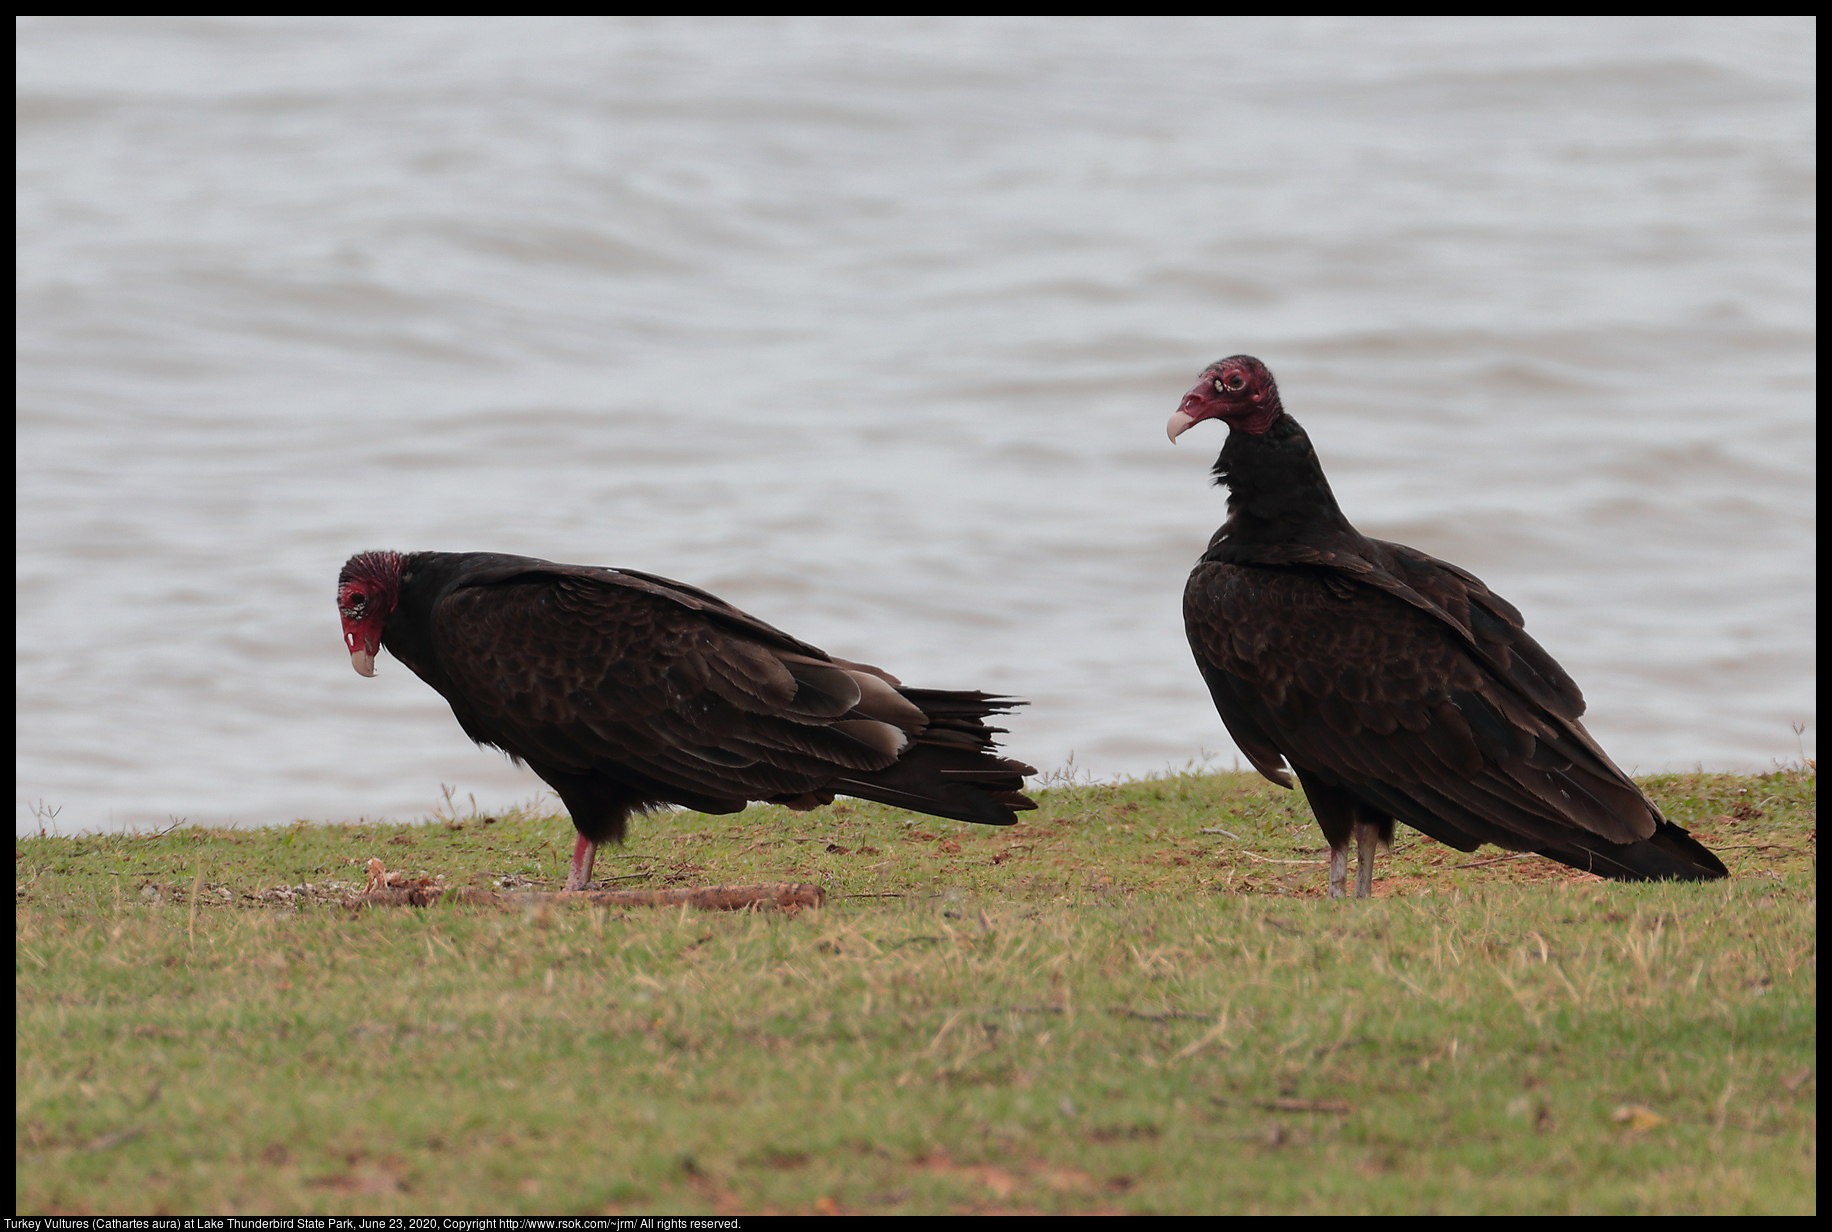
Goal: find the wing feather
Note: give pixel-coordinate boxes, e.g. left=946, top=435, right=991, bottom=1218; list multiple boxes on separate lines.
left=431, top=575, right=894, bottom=802
left=1184, top=554, right=1665, bottom=858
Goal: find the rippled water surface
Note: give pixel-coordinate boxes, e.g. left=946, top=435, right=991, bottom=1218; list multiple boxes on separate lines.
left=17, top=17, right=1816, bottom=832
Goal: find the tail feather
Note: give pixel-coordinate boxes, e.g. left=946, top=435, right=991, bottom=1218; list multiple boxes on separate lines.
left=834, top=689, right=1035, bottom=824
left=1645, top=821, right=1731, bottom=879
left=1533, top=819, right=1728, bottom=882
left=896, top=689, right=1025, bottom=723
left=834, top=748, right=1034, bottom=825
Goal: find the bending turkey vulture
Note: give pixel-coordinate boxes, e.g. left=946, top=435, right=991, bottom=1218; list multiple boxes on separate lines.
left=1169, top=355, right=1727, bottom=897
left=337, top=551, right=1035, bottom=889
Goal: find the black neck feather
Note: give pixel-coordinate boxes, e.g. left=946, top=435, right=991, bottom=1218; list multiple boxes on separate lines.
left=381, top=551, right=467, bottom=683
left=1206, top=414, right=1362, bottom=559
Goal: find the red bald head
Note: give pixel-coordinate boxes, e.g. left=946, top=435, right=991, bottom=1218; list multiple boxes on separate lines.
left=1167, top=355, right=1284, bottom=441
left=337, top=550, right=403, bottom=677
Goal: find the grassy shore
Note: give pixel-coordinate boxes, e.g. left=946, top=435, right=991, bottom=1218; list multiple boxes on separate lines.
left=15, top=767, right=1816, bottom=1214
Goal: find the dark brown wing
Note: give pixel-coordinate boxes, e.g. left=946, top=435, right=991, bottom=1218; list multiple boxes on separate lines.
left=1185, top=555, right=1724, bottom=879
left=430, top=573, right=921, bottom=808
left=578, top=565, right=838, bottom=661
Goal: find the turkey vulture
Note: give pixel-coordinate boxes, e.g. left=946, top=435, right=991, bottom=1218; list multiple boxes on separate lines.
left=337, top=550, right=1035, bottom=889
left=1169, top=355, right=1727, bottom=897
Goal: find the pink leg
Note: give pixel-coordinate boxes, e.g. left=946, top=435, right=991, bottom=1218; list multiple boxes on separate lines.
left=566, top=835, right=597, bottom=891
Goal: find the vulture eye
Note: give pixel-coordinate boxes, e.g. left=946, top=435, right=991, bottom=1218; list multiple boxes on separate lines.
left=1224, top=373, right=1246, bottom=391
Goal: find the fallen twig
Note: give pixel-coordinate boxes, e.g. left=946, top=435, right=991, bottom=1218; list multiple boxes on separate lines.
left=1261, top=1098, right=1353, bottom=1115
left=1236, top=849, right=1328, bottom=866
left=1113, top=1008, right=1220, bottom=1023
left=1449, top=853, right=1540, bottom=870
left=1715, top=843, right=1812, bottom=856
left=344, top=883, right=823, bottom=913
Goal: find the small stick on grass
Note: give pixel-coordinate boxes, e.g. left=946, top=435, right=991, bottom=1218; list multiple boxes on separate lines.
left=1261, top=1098, right=1353, bottom=1115
left=345, top=882, right=824, bottom=913
left=1449, top=853, right=1541, bottom=870
left=1236, top=849, right=1328, bottom=866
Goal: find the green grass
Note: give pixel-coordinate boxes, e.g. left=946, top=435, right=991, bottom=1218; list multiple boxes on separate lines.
left=15, top=767, right=1816, bottom=1214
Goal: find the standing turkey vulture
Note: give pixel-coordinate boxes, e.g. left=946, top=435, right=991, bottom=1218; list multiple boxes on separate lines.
left=337, top=550, right=1035, bottom=889
left=1169, top=355, right=1727, bottom=897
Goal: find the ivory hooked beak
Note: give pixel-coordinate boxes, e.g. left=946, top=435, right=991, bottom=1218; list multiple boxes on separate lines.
left=351, top=649, right=376, bottom=677
left=1166, top=409, right=1198, bottom=442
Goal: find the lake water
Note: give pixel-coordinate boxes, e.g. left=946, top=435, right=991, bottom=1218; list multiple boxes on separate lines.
left=16, top=16, right=1816, bottom=834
